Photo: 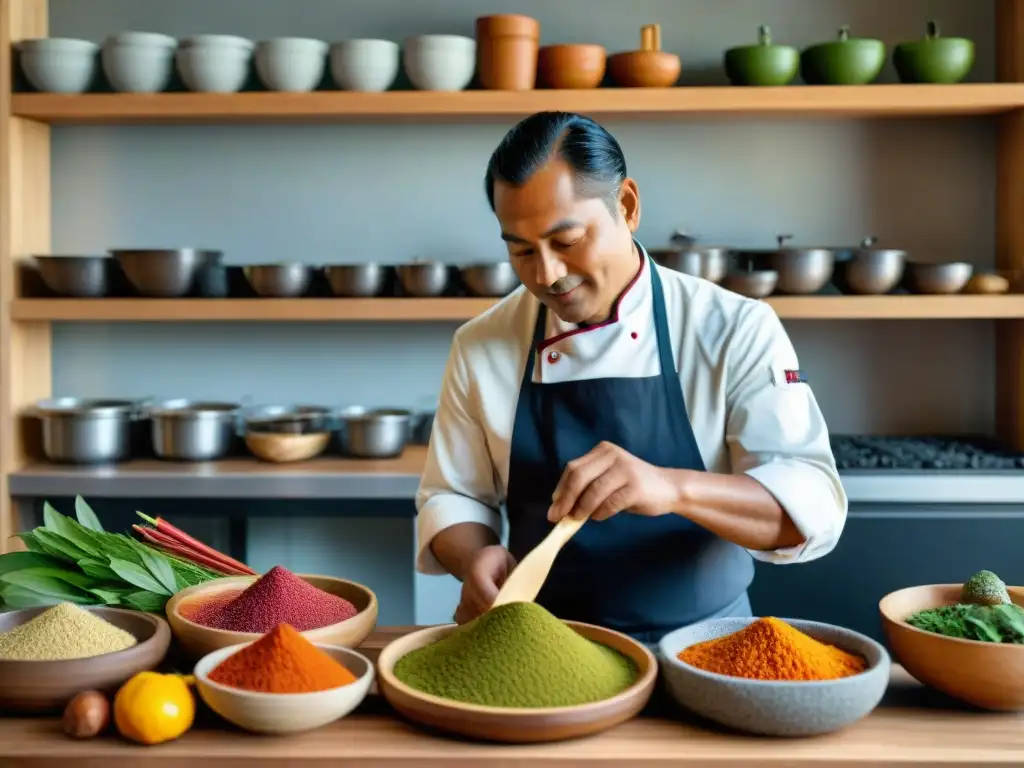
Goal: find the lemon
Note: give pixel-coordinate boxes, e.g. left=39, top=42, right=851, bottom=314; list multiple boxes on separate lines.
left=113, top=672, right=195, bottom=746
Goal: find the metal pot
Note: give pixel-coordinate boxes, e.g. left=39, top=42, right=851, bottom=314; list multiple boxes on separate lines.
left=770, top=234, right=835, bottom=294
left=397, top=262, right=449, bottom=297
left=833, top=236, right=906, bottom=295
left=325, top=264, right=387, bottom=297
left=112, top=248, right=223, bottom=297
left=31, top=398, right=141, bottom=464
left=648, top=231, right=732, bottom=284
left=722, top=269, right=778, bottom=299
left=244, top=263, right=314, bottom=297
left=341, top=408, right=411, bottom=458
left=34, top=255, right=112, bottom=297
left=148, top=399, right=240, bottom=461
left=460, top=263, right=520, bottom=297
left=244, top=404, right=333, bottom=435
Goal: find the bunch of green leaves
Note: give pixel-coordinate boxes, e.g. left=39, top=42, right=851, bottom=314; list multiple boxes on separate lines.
left=0, top=496, right=222, bottom=613
left=906, top=602, right=1024, bottom=644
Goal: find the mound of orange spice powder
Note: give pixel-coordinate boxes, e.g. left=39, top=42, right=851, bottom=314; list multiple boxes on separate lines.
left=209, top=623, right=357, bottom=693
left=677, top=617, right=866, bottom=681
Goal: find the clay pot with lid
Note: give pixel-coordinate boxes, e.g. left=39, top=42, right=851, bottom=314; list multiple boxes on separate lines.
left=608, top=24, right=681, bottom=88
left=476, top=14, right=540, bottom=91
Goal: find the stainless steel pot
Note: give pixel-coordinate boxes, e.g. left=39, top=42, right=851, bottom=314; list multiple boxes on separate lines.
left=244, top=404, right=333, bottom=434
left=34, top=255, right=112, bottom=297
left=32, top=398, right=141, bottom=464
left=325, top=264, right=387, bottom=297
left=834, top=237, right=906, bottom=295
left=397, top=262, right=449, bottom=297
left=341, top=408, right=411, bottom=458
left=244, top=263, right=313, bottom=297
left=651, top=248, right=732, bottom=283
left=722, top=269, right=779, bottom=299
left=460, top=263, right=520, bottom=297
left=111, top=248, right=223, bottom=297
left=770, top=235, right=835, bottom=294
left=148, top=399, right=240, bottom=461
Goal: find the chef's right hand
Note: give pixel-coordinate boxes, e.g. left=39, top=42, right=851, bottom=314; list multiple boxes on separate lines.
left=453, top=545, right=517, bottom=624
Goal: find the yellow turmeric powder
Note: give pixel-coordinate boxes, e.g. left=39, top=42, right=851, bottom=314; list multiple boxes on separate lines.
left=677, top=617, right=866, bottom=681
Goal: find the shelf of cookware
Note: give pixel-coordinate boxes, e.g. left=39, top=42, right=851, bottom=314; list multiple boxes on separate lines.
left=12, top=295, right=1024, bottom=322
left=0, top=637, right=1015, bottom=768
left=12, top=84, right=1024, bottom=124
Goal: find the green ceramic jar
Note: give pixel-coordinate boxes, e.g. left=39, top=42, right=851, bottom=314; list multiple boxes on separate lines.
left=893, top=21, right=975, bottom=84
left=800, top=25, right=886, bottom=85
left=724, top=25, right=799, bottom=86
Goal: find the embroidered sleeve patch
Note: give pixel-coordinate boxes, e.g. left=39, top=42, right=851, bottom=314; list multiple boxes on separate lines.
left=770, top=365, right=808, bottom=386
left=783, top=369, right=807, bottom=384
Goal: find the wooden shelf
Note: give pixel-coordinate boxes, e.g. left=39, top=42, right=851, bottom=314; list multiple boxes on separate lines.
left=12, top=85, right=1024, bottom=125
left=10, top=295, right=1024, bottom=322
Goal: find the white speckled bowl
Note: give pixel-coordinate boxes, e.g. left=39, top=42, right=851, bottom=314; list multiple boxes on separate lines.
left=17, top=38, right=98, bottom=93
left=101, top=32, right=177, bottom=93
left=659, top=617, right=890, bottom=737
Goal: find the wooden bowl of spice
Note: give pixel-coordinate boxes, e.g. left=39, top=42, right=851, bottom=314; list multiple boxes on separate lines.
left=659, top=616, right=890, bottom=737
left=377, top=603, right=658, bottom=743
left=194, top=625, right=373, bottom=734
left=0, top=604, right=171, bottom=713
left=880, top=582, right=1024, bottom=710
left=166, top=567, right=378, bottom=661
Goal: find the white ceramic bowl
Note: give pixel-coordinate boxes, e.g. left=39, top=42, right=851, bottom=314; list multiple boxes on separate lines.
left=17, top=37, right=98, bottom=93
left=255, top=37, right=328, bottom=93
left=176, top=35, right=253, bottom=93
left=330, top=38, right=399, bottom=92
left=101, top=32, right=177, bottom=93
left=194, top=641, right=373, bottom=735
left=402, top=34, right=475, bottom=92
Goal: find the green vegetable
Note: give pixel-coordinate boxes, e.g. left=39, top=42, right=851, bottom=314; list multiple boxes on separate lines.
left=0, top=496, right=222, bottom=613
left=961, top=570, right=1011, bottom=606
left=907, top=602, right=1024, bottom=644
left=393, top=602, right=638, bottom=708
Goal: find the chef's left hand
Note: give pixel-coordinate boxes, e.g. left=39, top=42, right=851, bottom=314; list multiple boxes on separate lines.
left=547, top=441, right=682, bottom=523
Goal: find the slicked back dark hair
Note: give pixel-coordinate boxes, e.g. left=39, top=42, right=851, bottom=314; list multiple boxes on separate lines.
left=484, top=111, right=627, bottom=215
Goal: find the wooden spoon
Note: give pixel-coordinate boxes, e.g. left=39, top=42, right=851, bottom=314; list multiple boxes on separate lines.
left=490, top=515, right=587, bottom=609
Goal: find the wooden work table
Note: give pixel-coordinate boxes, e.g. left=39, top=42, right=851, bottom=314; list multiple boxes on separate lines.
left=0, top=627, right=1021, bottom=767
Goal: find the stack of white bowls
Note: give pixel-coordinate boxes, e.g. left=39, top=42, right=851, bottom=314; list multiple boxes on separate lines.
left=17, top=37, right=99, bottom=93
left=101, top=32, right=177, bottom=93
left=255, top=37, right=328, bottom=92
left=176, top=35, right=254, bottom=93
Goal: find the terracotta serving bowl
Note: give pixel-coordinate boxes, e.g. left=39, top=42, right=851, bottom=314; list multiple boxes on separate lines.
left=0, top=607, right=171, bottom=713
left=377, top=621, right=657, bottom=743
left=166, top=573, right=378, bottom=661
left=194, top=641, right=374, bottom=734
left=537, top=44, right=607, bottom=89
left=880, top=584, right=1024, bottom=710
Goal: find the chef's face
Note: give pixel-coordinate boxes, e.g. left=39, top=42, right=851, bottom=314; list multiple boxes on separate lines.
left=493, top=159, right=640, bottom=325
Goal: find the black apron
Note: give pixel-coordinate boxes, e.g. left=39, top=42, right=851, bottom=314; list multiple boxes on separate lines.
left=505, top=251, right=754, bottom=644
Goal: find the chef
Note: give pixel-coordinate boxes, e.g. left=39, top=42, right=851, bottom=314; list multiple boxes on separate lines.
left=415, top=111, right=847, bottom=644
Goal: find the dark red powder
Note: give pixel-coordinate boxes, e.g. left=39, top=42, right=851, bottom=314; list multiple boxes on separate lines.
left=192, top=566, right=359, bottom=633
left=178, top=588, right=244, bottom=625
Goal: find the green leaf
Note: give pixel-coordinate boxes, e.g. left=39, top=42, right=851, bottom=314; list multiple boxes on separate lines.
left=992, top=604, right=1024, bottom=641
left=0, top=572, right=95, bottom=604
left=74, top=496, right=105, bottom=533
left=136, top=547, right=177, bottom=596
left=965, top=610, right=1003, bottom=643
left=87, top=588, right=126, bottom=605
left=0, top=585, right=65, bottom=609
left=0, top=551, right=69, bottom=577
left=108, top=558, right=171, bottom=596
left=9, top=567, right=97, bottom=590
left=122, top=590, right=167, bottom=613
left=41, top=503, right=101, bottom=558
left=78, top=558, right=120, bottom=581
left=32, top=527, right=92, bottom=562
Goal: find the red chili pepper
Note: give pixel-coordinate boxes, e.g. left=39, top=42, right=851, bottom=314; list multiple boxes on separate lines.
left=136, top=513, right=256, bottom=575
left=133, top=525, right=249, bottom=576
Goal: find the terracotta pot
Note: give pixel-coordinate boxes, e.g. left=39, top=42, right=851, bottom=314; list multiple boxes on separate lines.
left=538, top=44, right=607, bottom=89
left=476, top=14, right=540, bottom=90
left=608, top=23, right=681, bottom=88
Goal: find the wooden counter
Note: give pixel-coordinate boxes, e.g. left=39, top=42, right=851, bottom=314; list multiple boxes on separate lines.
left=0, top=627, right=1021, bottom=767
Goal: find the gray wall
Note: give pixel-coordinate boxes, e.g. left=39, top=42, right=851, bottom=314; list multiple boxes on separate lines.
left=46, top=0, right=998, bottom=626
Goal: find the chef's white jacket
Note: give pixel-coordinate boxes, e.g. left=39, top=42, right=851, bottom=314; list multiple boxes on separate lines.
left=415, top=253, right=848, bottom=575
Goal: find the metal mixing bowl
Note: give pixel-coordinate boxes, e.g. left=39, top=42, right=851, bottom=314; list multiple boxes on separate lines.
left=722, top=270, right=779, bottom=299
left=904, top=261, right=974, bottom=295
left=34, top=255, right=112, bottom=297
left=112, top=249, right=223, bottom=297
left=651, top=247, right=731, bottom=284
left=771, top=250, right=835, bottom=294
left=460, top=263, right=520, bottom=297
left=397, top=262, right=449, bottom=297
left=325, top=264, right=387, bottom=297
left=244, top=263, right=313, bottom=297
left=834, top=245, right=906, bottom=295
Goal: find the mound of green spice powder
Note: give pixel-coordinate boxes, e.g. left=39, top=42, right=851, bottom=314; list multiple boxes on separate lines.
left=393, top=602, right=638, bottom=708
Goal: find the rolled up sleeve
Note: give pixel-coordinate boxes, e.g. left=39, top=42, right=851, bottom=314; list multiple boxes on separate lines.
left=415, top=335, right=502, bottom=575
left=725, top=302, right=848, bottom=564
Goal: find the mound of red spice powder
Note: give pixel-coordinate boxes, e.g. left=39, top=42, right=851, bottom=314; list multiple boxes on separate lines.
left=178, top=588, right=244, bottom=624
left=208, top=623, right=357, bottom=693
left=191, top=566, right=358, bottom=633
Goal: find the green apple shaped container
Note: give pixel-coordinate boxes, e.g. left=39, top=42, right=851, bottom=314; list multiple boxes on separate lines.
left=800, top=25, right=886, bottom=85
left=893, top=21, right=975, bottom=84
left=724, top=25, right=799, bottom=86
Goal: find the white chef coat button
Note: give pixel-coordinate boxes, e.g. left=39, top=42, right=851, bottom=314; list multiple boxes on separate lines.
left=547, top=350, right=561, bottom=364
